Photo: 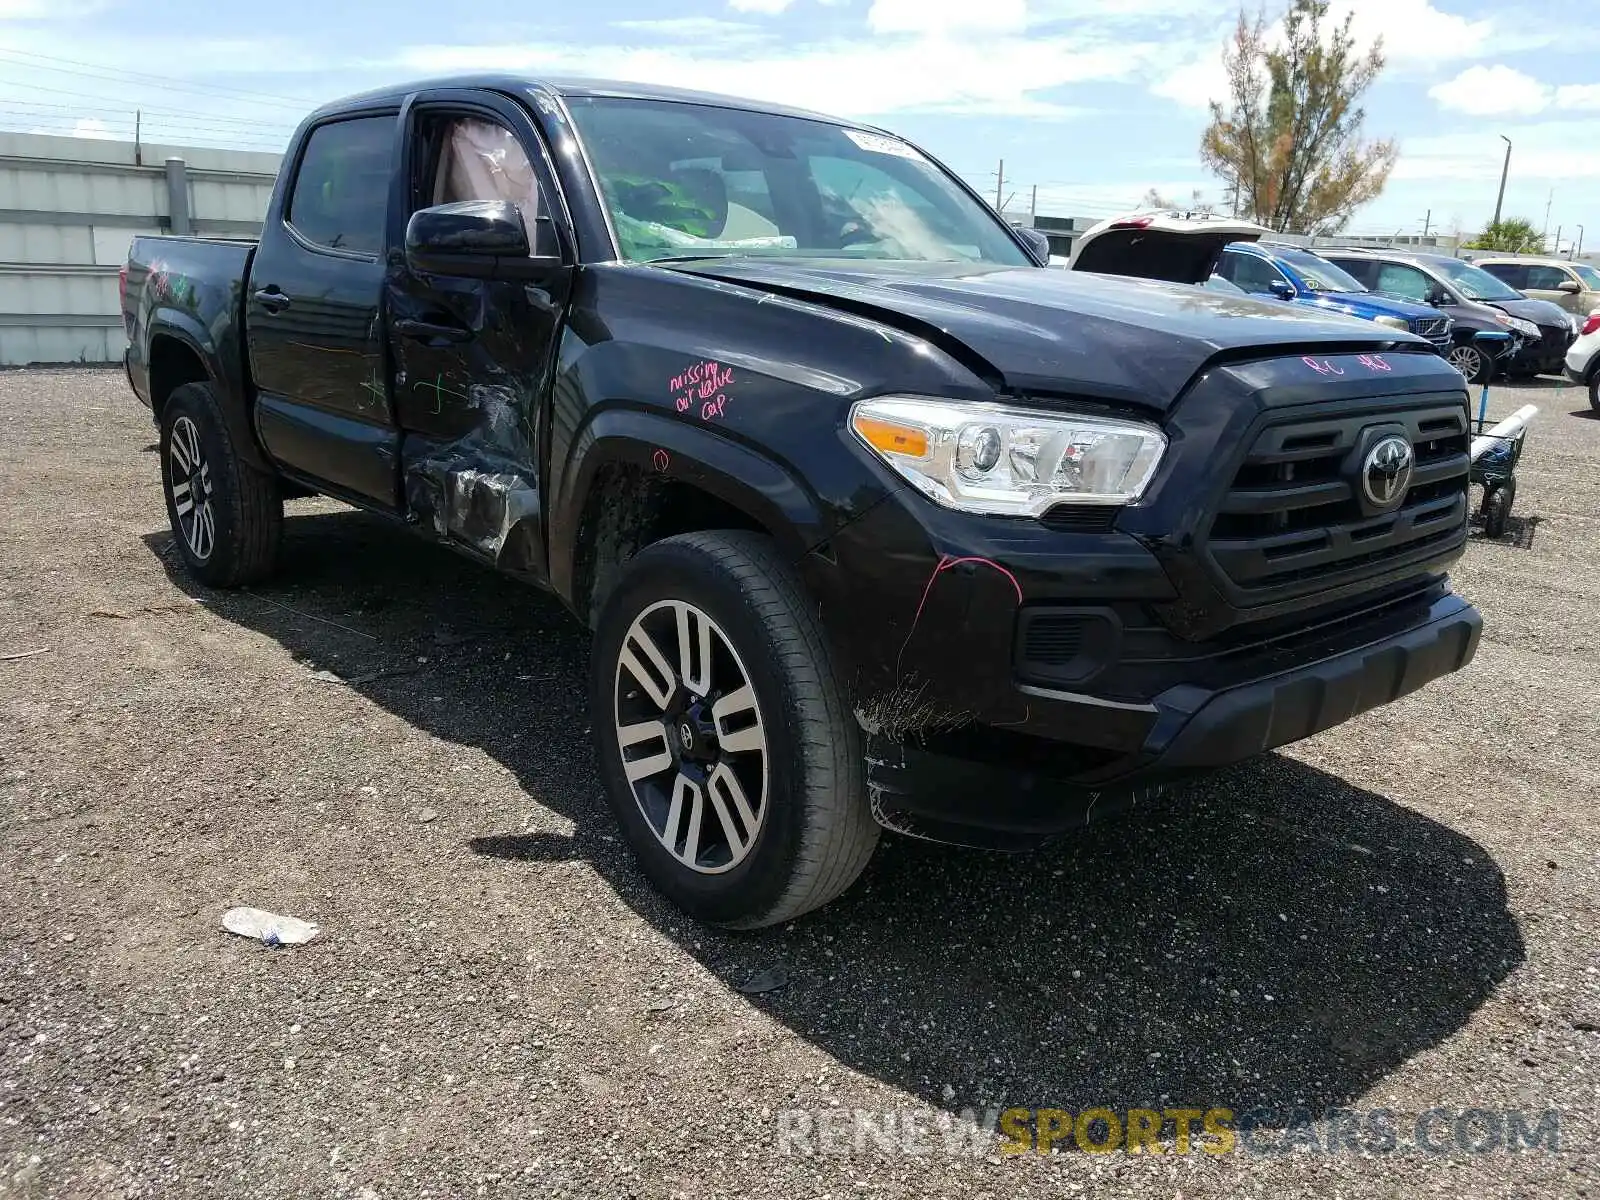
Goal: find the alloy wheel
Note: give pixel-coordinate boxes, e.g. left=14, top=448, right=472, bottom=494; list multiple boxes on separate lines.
left=1446, top=344, right=1482, bottom=381
left=168, top=415, right=215, bottom=561
left=612, top=600, right=769, bottom=875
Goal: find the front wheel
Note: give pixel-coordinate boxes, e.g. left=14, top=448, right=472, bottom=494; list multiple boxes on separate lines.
left=590, top=531, right=878, bottom=928
left=1446, top=342, right=1488, bottom=384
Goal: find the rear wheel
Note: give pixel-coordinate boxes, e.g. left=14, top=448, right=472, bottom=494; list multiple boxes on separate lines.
left=1588, top=366, right=1599, bottom=414
left=159, top=382, right=282, bottom=587
left=591, top=530, right=878, bottom=928
left=1446, top=342, right=1488, bottom=384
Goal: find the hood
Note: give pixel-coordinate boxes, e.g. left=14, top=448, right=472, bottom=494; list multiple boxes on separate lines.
left=1483, top=295, right=1571, bottom=330
left=1068, top=214, right=1272, bottom=284
left=670, top=259, right=1411, bottom=407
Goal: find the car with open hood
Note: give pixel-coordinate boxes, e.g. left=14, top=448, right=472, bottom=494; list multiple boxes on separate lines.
left=119, top=77, right=1482, bottom=927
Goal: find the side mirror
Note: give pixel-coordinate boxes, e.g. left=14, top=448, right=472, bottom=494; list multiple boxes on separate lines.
left=404, top=200, right=561, bottom=279
left=1015, top=226, right=1051, bottom=264
left=1269, top=279, right=1294, bottom=299
left=1558, top=278, right=1581, bottom=294
left=1428, top=287, right=1448, bottom=306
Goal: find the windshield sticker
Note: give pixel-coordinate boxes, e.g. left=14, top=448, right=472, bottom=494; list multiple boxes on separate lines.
left=670, top=359, right=735, bottom=421
left=843, top=130, right=924, bottom=161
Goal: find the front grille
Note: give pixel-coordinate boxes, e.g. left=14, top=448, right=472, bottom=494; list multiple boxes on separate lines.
left=1204, top=402, right=1470, bottom=599
left=1414, top=316, right=1451, bottom=345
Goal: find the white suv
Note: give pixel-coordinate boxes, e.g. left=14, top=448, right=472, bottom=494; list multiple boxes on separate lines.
left=1566, top=310, right=1600, bottom=413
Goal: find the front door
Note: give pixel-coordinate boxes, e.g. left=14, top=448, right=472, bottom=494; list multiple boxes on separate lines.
left=248, top=110, right=401, bottom=508
left=386, top=90, right=574, bottom=579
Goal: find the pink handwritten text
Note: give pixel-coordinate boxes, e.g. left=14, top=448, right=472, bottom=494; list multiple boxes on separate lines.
left=1302, top=356, right=1345, bottom=377
left=670, top=360, right=735, bottom=422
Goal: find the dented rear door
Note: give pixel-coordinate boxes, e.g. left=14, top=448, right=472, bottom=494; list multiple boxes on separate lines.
left=387, top=88, right=576, bottom=580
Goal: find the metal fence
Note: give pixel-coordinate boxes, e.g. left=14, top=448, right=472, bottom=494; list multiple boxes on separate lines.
left=0, top=131, right=280, bottom=366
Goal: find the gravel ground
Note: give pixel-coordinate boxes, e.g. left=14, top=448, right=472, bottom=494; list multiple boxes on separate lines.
left=1, top=367, right=1596, bottom=1199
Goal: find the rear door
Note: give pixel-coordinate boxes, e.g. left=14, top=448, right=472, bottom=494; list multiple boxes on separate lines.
left=247, top=109, right=401, bottom=509
left=1523, top=263, right=1579, bottom=312
left=385, top=88, right=576, bottom=577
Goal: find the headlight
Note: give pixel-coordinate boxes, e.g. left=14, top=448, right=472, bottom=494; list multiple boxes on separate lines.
left=849, top=396, right=1167, bottom=516
left=1495, top=312, right=1541, bottom=338
left=1373, top=315, right=1410, bottom=332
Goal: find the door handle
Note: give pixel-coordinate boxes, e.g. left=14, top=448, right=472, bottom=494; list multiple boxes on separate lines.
left=395, top=317, right=473, bottom=344
left=253, top=288, right=291, bottom=313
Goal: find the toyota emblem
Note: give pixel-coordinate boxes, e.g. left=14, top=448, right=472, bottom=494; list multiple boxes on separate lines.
left=1362, top=435, right=1415, bottom=508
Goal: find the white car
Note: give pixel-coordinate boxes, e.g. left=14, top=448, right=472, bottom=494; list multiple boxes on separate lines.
left=1564, top=310, right=1600, bottom=413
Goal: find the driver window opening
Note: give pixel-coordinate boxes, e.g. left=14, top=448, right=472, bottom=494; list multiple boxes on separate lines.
left=427, top=116, right=543, bottom=251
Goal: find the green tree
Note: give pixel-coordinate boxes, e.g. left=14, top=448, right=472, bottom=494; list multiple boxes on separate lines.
left=1463, top=218, right=1545, bottom=253
left=1200, top=0, right=1398, bottom=235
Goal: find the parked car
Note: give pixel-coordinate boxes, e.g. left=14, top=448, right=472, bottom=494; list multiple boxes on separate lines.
left=1320, top=249, right=1573, bottom=381
left=121, top=78, right=1483, bottom=927
left=1566, top=310, right=1600, bottom=413
left=1475, top=256, right=1600, bottom=317
left=1212, top=241, right=1453, bottom=354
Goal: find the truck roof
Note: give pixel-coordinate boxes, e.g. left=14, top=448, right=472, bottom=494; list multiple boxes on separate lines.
left=309, top=75, right=855, bottom=128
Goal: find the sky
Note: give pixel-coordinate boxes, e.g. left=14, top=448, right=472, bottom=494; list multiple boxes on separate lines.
left=0, top=0, right=1594, bottom=251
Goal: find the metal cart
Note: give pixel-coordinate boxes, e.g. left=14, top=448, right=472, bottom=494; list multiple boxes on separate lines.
left=1466, top=330, right=1534, bottom=539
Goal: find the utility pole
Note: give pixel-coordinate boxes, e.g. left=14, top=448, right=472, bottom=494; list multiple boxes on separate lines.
left=1030, top=184, right=1038, bottom=221
left=134, top=108, right=142, bottom=167
left=1491, top=135, right=1511, bottom=229
left=1554, top=224, right=1562, bottom=256
left=994, top=159, right=1004, bottom=211
left=1542, top=188, right=1553, bottom=244
left=1576, top=226, right=1586, bottom=260
left=1421, top=209, right=1431, bottom=238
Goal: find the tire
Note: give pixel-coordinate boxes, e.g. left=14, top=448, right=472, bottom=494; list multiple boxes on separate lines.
left=1588, top=368, right=1599, bottom=415
left=1482, top=486, right=1510, bottom=539
left=159, top=381, right=283, bottom=587
left=590, top=530, right=878, bottom=928
left=1446, top=342, right=1488, bottom=385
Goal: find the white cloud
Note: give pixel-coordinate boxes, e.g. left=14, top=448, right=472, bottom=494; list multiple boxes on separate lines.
left=1331, top=0, right=1493, bottom=64
left=1150, top=55, right=1230, bottom=110
left=1429, top=65, right=1552, bottom=116
left=397, top=31, right=1146, bottom=119
left=611, top=17, right=766, bottom=41
left=1557, top=84, right=1600, bottom=111
left=868, top=0, right=1027, bottom=35
left=728, top=0, right=793, bottom=13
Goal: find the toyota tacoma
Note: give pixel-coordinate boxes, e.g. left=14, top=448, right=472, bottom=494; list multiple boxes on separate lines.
left=122, top=76, right=1483, bottom=927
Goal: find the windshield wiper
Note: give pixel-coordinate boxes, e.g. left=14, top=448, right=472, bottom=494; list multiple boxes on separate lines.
left=645, top=253, right=744, bottom=266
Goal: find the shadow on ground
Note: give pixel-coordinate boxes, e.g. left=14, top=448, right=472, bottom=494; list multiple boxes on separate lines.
left=146, top=507, right=1525, bottom=1116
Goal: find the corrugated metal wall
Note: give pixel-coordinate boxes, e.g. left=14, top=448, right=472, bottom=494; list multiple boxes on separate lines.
left=0, top=131, right=281, bottom=366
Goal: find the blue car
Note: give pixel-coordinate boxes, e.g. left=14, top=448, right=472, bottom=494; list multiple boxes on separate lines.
left=1214, top=242, right=1454, bottom=354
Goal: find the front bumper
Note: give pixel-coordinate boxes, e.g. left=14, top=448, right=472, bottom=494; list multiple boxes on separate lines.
left=861, top=590, right=1479, bottom=849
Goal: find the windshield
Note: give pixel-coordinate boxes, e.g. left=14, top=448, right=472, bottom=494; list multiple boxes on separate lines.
left=1276, top=248, right=1367, bottom=293
left=1574, top=264, right=1600, bottom=291
left=564, top=96, right=1029, bottom=266
left=1429, top=257, right=1523, bottom=301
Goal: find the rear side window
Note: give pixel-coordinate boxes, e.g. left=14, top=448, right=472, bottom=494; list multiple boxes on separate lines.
left=1375, top=262, right=1432, bottom=302
left=1226, top=251, right=1289, bottom=295
left=287, top=116, right=395, bottom=255
left=1328, top=257, right=1375, bottom=288
left=1525, top=264, right=1571, bottom=290
left=1481, top=263, right=1527, bottom=288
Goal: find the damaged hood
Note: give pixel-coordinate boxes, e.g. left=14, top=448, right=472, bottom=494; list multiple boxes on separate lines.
left=670, top=258, right=1400, bottom=409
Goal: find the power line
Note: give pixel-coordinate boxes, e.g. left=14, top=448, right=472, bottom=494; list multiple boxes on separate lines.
left=0, top=48, right=318, bottom=109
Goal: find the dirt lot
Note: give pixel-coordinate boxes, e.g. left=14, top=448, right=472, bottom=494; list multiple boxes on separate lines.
left=1, top=367, right=1597, bottom=1199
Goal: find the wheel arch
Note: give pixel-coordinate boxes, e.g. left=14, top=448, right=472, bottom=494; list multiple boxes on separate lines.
left=145, top=313, right=272, bottom=473
left=552, top=409, right=829, bottom=627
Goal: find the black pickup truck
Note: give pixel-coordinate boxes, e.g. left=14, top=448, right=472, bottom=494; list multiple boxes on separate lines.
left=123, top=76, right=1482, bottom=927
